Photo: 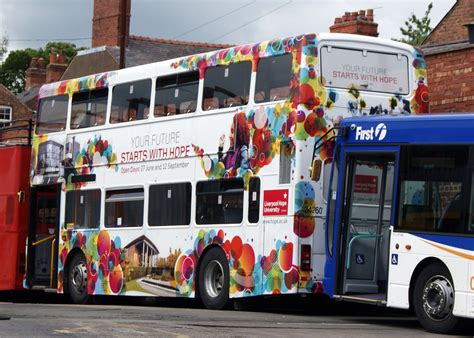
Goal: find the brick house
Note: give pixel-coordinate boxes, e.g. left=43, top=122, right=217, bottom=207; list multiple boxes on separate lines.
left=62, top=0, right=231, bottom=79
left=421, top=0, right=474, bottom=112
left=0, top=84, right=33, bottom=143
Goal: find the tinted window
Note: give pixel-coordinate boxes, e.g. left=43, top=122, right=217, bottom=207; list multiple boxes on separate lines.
left=202, top=62, right=251, bottom=110
left=155, top=72, right=199, bottom=117
left=36, top=95, right=68, bottom=134
left=111, top=79, right=151, bottom=123
left=255, top=54, right=292, bottom=103
left=397, top=145, right=468, bottom=234
left=65, top=189, right=101, bottom=229
left=149, top=183, right=191, bottom=226
left=279, top=141, right=293, bottom=184
left=196, top=179, right=244, bottom=224
left=105, top=188, right=144, bottom=228
left=248, top=177, right=260, bottom=223
left=71, top=88, right=108, bottom=129
left=321, top=47, right=409, bottom=95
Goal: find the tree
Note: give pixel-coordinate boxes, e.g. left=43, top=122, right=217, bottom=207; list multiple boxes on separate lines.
left=397, top=2, right=433, bottom=46
left=0, top=42, right=85, bottom=94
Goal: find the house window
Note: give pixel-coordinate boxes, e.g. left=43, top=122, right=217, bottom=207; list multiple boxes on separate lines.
left=0, top=106, right=12, bottom=128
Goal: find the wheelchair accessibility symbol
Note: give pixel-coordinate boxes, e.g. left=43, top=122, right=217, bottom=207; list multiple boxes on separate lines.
left=391, top=254, right=398, bottom=265
left=355, top=254, right=365, bottom=264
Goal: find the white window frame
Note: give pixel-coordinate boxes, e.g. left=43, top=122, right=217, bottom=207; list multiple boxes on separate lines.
left=0, top=105, right=12, bottom=128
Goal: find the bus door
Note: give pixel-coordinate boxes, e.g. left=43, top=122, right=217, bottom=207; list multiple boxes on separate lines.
left=337, top=149, right=397, bottom=303
left=26, top=184, right=60, bottom=289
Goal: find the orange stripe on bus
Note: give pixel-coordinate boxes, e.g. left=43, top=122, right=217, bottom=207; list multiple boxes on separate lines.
left=422, top=240, right=474, bottom=261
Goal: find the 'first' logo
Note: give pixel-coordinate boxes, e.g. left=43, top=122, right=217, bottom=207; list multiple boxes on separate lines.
left=355, top=123, right=387, bottom=141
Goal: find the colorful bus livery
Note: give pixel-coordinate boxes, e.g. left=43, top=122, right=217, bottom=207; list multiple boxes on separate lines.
left=325, top=114, right=474, bottom=333
left=25, top=33, right=426, bottom=309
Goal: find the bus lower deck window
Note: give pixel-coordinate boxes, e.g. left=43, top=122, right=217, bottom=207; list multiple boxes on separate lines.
left=105, top=188, right=144, bottom=228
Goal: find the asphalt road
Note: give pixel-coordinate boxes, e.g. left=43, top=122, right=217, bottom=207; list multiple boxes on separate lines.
left=0, top=292, right=470, bottom=337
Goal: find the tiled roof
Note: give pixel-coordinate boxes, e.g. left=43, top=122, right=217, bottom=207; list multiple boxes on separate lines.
left=129, top=35, right=232, bottom=49
left=16, top=85, right=40, bottom=106
left=106, top=35, right=234, bottom=68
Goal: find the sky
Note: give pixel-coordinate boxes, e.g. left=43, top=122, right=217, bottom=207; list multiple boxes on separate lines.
left=0, top=0, right=457, bottom=53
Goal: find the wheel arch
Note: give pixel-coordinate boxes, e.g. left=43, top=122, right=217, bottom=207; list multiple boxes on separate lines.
left=194, top=243, right=228, bottom=299
left=408, top=257, right=451, bottom=310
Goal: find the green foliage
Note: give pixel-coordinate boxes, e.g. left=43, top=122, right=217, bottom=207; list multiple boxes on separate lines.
left=0, top=42, right=85, bottom=94
left=397, top=2, right=433, bottom=46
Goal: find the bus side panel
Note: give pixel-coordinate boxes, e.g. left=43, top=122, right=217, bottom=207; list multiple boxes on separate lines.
left=0, top=233, right=20, bottom=290
left=0, top=146, right=30, bottom=291
left=387, top=232, right=474, bottom=319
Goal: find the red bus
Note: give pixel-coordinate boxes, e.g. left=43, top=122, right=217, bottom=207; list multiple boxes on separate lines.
left=0, top=121, right=32, bottom=291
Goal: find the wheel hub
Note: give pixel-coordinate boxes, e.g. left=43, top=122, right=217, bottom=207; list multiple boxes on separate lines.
left=204, top=260, right=224, bottom=298
left=72, top=262, right=87, bottom=293
left=422, top=275, right=454, bottom=320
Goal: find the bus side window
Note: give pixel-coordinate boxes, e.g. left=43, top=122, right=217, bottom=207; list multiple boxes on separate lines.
left=322, top=158, right=333, bottom=201
left=65, top=189, right=101, bottom=229
left=248, top=177, right=260, bottom=223
left=279, top=141, right=293, bottom=184
left=396, top=145, right=468, bottom=234
left=71, top=88, right=108, bottom=129
left=203, top=62, right=251, bottom=110
left=196, top=179, right=244, bottom=225
left=148, top=183, right=191, bottom=226
left=105, top=188, right=144, bottom=228
left=255, top=54, right=292, bottom=103
left=155, top=71, right=199, bottom=117
left=111, top=79, right=151, bottom=124
left=36, top=95, right=69, bottom=134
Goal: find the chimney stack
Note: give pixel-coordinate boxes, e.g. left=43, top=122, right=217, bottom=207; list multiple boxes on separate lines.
left=92, top=0, right=131, bottom=48
left=330, top=8, right=379, bottom=37
left=47, top=52, right=68, bottom=83
left=25, top=57, right=47, bottom=91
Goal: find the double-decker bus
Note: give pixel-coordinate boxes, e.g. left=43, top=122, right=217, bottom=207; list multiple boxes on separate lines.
left=24, top=33, right=427, bottom=311
left=324, top=114, right=474, bottom=333
left=0, top=121, right=32, bottom=291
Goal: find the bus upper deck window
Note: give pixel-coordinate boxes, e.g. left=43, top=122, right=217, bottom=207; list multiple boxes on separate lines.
left=71, top=88, right=108, bottom=129
left=255, top=54, right=292, bottom=103
left=36, top=95, right=68, bottom=134
left=203, top=61, right=251, bottom=110
left=155, top=71, right=199, bottom=117
left=111, top=79, right=151, bottom=124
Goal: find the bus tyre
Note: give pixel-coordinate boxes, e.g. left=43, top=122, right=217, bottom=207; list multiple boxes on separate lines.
left=413, top=263, right=462, bottom=334
left=198, top=248, right=230, bottom=310
left=67, top=253, right=89, bottom=304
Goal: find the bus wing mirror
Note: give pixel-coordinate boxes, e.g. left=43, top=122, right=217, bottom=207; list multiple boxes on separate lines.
left=310, top=159, right=322, bottom=182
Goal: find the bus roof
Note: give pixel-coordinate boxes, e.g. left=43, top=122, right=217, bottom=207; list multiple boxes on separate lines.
left=38, top=32, right=418, bottom=100
left=339, top=113, right=474, bottom=145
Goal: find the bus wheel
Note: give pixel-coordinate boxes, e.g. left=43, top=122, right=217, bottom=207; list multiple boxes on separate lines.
left=198, top=248, right=229, bottom=310
left=68, top=253, right=89, bottom=304
left=413, top=262, right=461, bottom=334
